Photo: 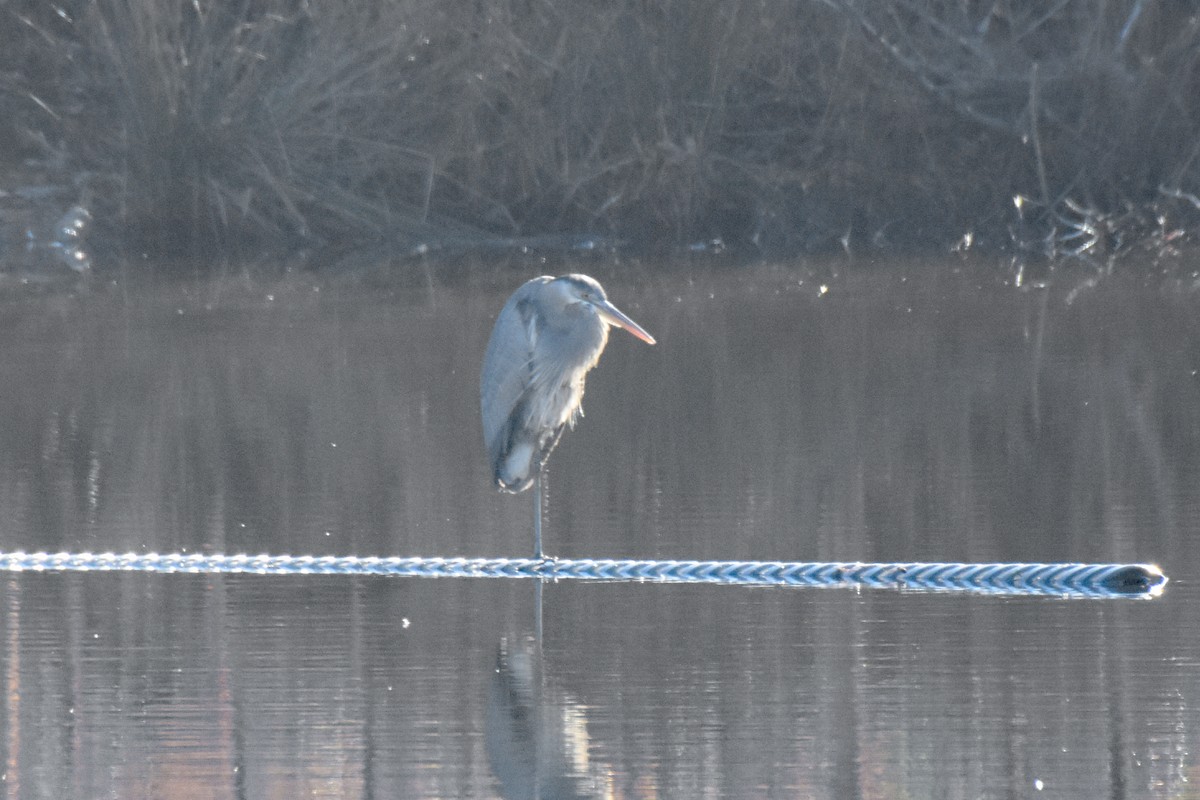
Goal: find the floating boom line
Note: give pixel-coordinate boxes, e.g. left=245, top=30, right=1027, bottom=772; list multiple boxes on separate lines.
left=0, top=551, right=1166, bottom=598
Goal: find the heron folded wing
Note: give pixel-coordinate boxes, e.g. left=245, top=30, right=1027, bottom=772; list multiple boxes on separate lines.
left=481, top=287, right=541, bottom=460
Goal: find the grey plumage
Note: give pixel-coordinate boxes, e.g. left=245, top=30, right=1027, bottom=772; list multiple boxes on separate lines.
left=481, top=274, right=655, bottom=494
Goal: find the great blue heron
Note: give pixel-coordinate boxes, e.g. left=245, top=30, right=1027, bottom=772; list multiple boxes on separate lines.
left=481, top=274, right=655, bottom=557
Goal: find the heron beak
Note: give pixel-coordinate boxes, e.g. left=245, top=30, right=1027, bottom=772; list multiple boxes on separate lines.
left=594, top=300, right=656, bottom=345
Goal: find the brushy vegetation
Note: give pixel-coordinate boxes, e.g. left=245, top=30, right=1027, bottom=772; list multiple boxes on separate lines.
left=2, top=0, right=1200, bottom=263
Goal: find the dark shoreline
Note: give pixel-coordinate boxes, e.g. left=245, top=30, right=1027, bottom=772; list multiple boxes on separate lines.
left=3, top=2, right=1200, bottom=273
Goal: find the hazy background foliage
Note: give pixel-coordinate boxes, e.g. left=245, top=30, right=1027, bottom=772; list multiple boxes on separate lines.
left=2, top=0, right=1199, bottom=259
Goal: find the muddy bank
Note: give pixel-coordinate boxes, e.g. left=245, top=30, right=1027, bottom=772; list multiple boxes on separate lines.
left=3, top=2, right=1200, bottom=270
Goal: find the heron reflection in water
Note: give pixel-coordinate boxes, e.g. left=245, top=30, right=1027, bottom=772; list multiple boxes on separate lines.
left=487, top=636, right=605, bottom=798
left=481, top=275, right=656, bottom=557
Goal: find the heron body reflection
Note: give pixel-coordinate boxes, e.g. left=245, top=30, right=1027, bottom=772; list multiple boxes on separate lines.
left=486, top=637, right=604, bottom=799
left=481, top=274, right=655, bottom=556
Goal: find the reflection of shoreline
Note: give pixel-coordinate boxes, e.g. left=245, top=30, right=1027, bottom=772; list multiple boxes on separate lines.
left=486, top=636, right=604, bottom=800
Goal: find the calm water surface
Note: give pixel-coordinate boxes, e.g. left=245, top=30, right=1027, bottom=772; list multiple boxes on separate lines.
left=0, top=258, right=1196, bottom=798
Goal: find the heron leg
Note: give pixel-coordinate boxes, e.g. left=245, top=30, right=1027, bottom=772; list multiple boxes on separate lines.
left=533, top=471, right=544, bottom=559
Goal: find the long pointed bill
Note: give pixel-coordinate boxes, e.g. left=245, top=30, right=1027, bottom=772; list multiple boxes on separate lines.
left=595, top=300, right=656, bottom=345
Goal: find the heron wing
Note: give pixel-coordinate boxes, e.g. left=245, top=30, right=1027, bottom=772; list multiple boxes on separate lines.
left=480, top=277, right=552, bottom=468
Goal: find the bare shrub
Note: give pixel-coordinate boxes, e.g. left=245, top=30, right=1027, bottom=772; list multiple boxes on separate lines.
left=3, top=0, right=1199, bottom=260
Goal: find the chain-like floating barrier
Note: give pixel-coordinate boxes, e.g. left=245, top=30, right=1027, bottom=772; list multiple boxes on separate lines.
left=0, top=551, right=1166, bottom=598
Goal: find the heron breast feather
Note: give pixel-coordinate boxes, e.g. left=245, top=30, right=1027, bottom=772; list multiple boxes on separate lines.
left=522, top=373, right=584, bottom=433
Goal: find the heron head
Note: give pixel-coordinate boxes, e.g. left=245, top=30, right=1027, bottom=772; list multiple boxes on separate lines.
left=550, top=274, right=656, bottom=345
